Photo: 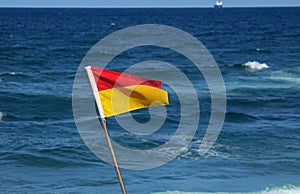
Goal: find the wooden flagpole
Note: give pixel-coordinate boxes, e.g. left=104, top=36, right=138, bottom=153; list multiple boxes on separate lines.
left=85, top=66, right=127, bottom=194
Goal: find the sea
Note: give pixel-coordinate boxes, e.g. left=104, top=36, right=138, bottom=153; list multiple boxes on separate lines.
left=0, top=7, right=300, bottom=194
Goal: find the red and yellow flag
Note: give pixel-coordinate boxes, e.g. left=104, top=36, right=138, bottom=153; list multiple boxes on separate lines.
left=87, top=66, right=169, bottom=117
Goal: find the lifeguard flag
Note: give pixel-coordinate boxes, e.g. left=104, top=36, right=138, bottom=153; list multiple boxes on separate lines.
left=86, top=66, right=169, bottom=117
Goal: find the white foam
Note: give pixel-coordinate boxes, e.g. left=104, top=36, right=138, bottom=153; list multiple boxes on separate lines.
left=151, top=184, right=300, bottom=194
left=243, top=61, right=269, bottom=71
left=271, top=71, right=300, bottom=84
left=260, top=184, right=300, bottom=194
left=0, top=112, right=5, bottom=121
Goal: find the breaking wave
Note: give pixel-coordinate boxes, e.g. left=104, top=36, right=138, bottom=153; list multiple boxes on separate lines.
left=242, top=61, right=270, bottom=71
left=152, top=184, right=300, bottom=194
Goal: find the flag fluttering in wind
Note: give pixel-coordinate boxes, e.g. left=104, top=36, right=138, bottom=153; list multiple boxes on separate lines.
left=85, top=65, right=169, bottom=194
left=87, top=66, right=169, bottom=117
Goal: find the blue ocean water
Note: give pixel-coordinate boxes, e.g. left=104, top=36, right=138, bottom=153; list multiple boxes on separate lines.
left=0, top=7, right=300, bottom=193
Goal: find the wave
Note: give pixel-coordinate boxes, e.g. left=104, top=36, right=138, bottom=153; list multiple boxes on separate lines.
left=0, top=113, right=74, bottom=124
left=0, top=71, right=31, bottom=78
left=271, top=70, right=300, bottom=84
left=0, top=111, right=6, bottom=121
left=242, top=61, right=270, bottom=71
left=226, top=111, right=259, bottom=123
left=0, top=93, right=72, bottom=122
left=227, top=61, right=269, bottom=71
left=0, top=147, right=100, bottom=167
left=151, top=184, right=300, bottom=194
left=178, top=141, right=233, bottom=160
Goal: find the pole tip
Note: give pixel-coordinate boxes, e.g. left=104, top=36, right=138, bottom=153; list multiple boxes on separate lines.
left=85, top=65, right=91, bottom=70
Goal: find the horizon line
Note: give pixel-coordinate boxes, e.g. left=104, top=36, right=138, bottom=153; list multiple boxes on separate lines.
left=0, top=5, right=299, bottom=8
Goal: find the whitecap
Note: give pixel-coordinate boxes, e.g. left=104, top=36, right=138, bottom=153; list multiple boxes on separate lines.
left=242, top=61, right=270, bottom=71
left=151, top=184, right=300, bottom=194
left=0, top=112, right=5, bottom=121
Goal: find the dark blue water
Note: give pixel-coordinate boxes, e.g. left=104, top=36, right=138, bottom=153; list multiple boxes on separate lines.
left=1, top=8, right=300, bottom=193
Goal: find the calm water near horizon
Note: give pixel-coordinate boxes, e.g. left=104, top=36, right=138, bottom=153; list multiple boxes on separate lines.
left=0, top=7, right=299, bottom=193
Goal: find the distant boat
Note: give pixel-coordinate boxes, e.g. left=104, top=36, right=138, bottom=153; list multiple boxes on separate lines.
left=214, top=1, right=223, bottom=8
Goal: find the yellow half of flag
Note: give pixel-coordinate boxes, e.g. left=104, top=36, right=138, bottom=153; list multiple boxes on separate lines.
left=89, top=66, right=169, bottom=117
